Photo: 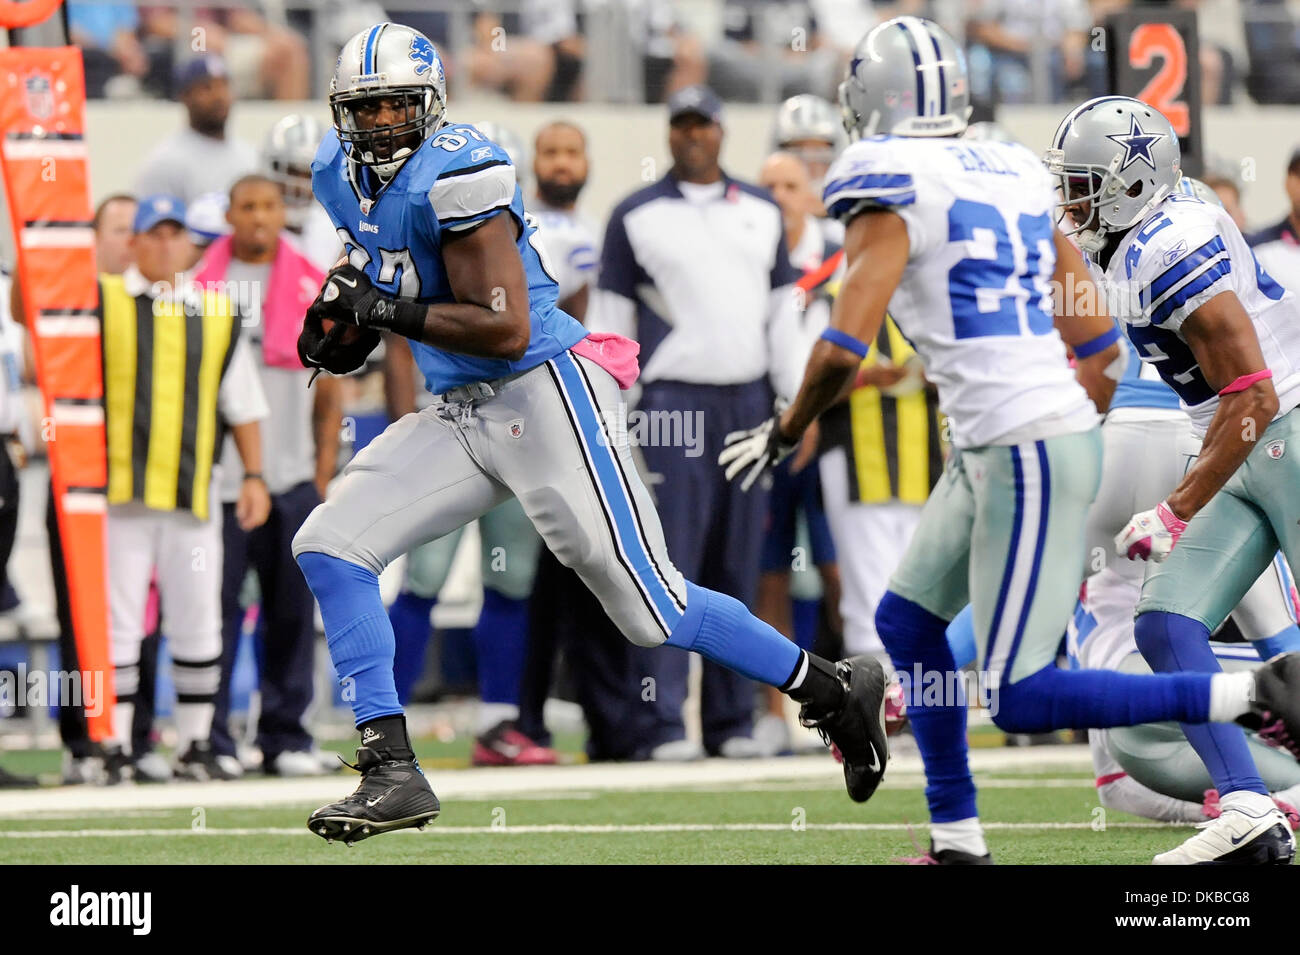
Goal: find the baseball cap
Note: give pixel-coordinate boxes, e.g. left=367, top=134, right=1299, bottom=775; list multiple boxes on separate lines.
left=668, top=85, right=723, bottom=125
left=133, top=195, right=187, bottom=234
left=185, top=191, right=231, bottom=246
left=174, top=55, right=229, bottom=94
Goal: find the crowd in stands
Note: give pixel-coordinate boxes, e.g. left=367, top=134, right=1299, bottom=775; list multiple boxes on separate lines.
left=61, top=0, right=1300, bottom=107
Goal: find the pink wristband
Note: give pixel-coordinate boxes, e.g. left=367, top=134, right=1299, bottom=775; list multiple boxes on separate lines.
left=1218, top=368, right=1272, bottom=396
left=1156, top=500, right=1188, bottom=535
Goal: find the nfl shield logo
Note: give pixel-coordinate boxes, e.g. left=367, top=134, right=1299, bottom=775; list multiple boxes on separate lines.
left=1267, top=439, right=1285, bottom=460
left=359, top=198, right=373, bottom=216
left=508, top=419, right=525, bottom=439
left=23, top=73, right=53, bottom=121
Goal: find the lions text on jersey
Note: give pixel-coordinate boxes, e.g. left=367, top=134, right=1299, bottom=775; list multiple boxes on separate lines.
left=822, top=135, right=1096, bottom=449
left=1096, top=191, right=1300, bottom=435
left=312, top=122, right=587, bottom=393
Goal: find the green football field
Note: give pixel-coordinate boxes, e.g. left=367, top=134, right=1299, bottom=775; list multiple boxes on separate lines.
left=0, top=741, right=1232, bottom=865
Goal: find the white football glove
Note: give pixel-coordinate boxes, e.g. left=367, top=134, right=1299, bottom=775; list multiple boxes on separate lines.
left=1115, top=500, right=1188, bottom=563
left=719, top=414, right=796, bottom=492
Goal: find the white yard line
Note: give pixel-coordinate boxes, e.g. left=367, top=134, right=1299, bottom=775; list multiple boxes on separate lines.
left=0, top=746, right=1094, bottom=818
left=0, top=820, right=1179, bottom=839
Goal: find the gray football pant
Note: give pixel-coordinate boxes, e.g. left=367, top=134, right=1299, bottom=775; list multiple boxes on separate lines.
left=1086, top=410, right=1299, bottom=640
left=292, top=351, right=688, bottom=647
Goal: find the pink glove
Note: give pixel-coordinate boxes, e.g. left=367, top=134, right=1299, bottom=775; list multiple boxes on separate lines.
left=1115, top=500, right=1188, bottom=562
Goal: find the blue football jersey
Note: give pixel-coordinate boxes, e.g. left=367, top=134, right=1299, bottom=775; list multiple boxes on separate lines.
left=312, top=122, right=587, bottom=393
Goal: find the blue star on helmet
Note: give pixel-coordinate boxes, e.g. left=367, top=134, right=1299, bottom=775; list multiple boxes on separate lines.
left=1106, top=115, right=1165, bottom=172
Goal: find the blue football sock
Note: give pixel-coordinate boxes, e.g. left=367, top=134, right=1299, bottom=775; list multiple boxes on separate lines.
left=1133, top=610, right=1266, bottom=796
left=388, top=591, right=437, bottom=705
left=993, top=664, right=1213, bottom=730
left=296, top=552, right=401, bottom=726
left=945, top=604, right=977, bottom=670
left=667, top=582, right=801, bottom=686
left=473, top=588, right=530, bottom=706
left=792, top=597, right=820, bottom=652
left=877, top=592, right=977, bottom=824
left=1252, top=624, right=1300, bottom=660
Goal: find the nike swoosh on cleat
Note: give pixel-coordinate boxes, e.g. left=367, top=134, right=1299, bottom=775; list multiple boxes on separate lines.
left=365, top=788, right=396, bottom=809
left=1230, top=823, right=1270, bottom=845
left=866, top=743, right=881, bottom=773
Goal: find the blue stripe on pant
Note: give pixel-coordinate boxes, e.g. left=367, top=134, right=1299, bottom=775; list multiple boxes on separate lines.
left=626, top=376, right=772, bottom=754
left=549, top=352, right=686, bottom=634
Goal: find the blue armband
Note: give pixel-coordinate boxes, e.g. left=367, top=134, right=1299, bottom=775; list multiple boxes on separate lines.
left=1073, top=325, right=1121, bottom=359
left=819, top=327, right=870, bottom=358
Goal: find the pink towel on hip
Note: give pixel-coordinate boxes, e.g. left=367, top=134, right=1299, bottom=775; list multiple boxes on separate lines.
left=570, top=332, right=640, bottom=389
left=194, top=233, right=324, bottom=371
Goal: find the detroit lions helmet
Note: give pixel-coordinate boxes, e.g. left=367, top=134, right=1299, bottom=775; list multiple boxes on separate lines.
left=263, top=113, right=325, bottom=229
left=330, top=22, right=447, bottom=178
left=839, top=17, right=971, bottom=141
left=1045, top=96, right=1181, bottom=254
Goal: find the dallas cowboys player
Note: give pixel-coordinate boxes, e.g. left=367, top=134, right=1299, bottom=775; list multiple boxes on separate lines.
left=290, top=22, right=888, bottom=844
left=720, top=16, right=1300, bottom=865
left=1048, top=95, right=1300, bottom=863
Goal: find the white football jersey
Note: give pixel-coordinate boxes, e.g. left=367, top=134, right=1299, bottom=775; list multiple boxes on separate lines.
left=1098, top=193, right=1300, bottom=436
left=531, top=202, right=598, bottom=303
left=823, top=136, right=1095, bottom=449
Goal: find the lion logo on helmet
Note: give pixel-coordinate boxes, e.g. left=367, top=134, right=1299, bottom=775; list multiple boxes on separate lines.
left=409, top=34, right=438, bottom=78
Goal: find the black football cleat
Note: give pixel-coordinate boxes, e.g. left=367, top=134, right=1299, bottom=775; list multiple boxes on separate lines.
left=308, top=746, right=440, bottom=844
left=1241, top=652, right=1300, bottom=760
left=902, top=840, right=994, bottom=865
left=800, top=654, right=889, bottom=802
left=174, top=740, right=241, bottom=781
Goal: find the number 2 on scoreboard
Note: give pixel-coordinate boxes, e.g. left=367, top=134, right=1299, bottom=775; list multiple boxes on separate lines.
left=1129, top=23, right=1189, bottom=136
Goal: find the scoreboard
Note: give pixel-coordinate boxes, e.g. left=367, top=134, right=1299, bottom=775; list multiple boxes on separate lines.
left=1106, top=7, right=1204, bottom=177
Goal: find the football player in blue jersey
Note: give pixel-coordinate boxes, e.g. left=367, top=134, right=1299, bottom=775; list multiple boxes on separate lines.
left=290, top=22, right=890, bottom=844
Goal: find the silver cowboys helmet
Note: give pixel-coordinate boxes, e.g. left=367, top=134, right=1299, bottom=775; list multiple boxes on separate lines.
left=773, top=94, right=845, bottom=182
left=263, top=113, right=326, bottom=229
left=330, top=22, right=447, bottom=178
left=839, top=17, right=971, bottom=141
left=1045, top=96, right=1181, bottom=254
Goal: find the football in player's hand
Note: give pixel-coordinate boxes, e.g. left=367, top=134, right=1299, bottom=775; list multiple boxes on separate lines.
left=319, top=316, right=368, bottom=346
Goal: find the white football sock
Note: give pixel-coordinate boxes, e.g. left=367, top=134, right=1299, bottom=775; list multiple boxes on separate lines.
left=1208, top=671, right=1255, bottom=722
left=1218, top=789, right=1276, bottom=817
left=174, top=701, right=214, bottom=754
left=930, top=817, right=988, bottom=857
left=111, top=701, right=135, bottom=755
left=785, top=651, right=810, bottom=691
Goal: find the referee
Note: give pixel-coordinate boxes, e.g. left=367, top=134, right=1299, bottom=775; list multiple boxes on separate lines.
left=98, top=195, right=270, bottom=781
